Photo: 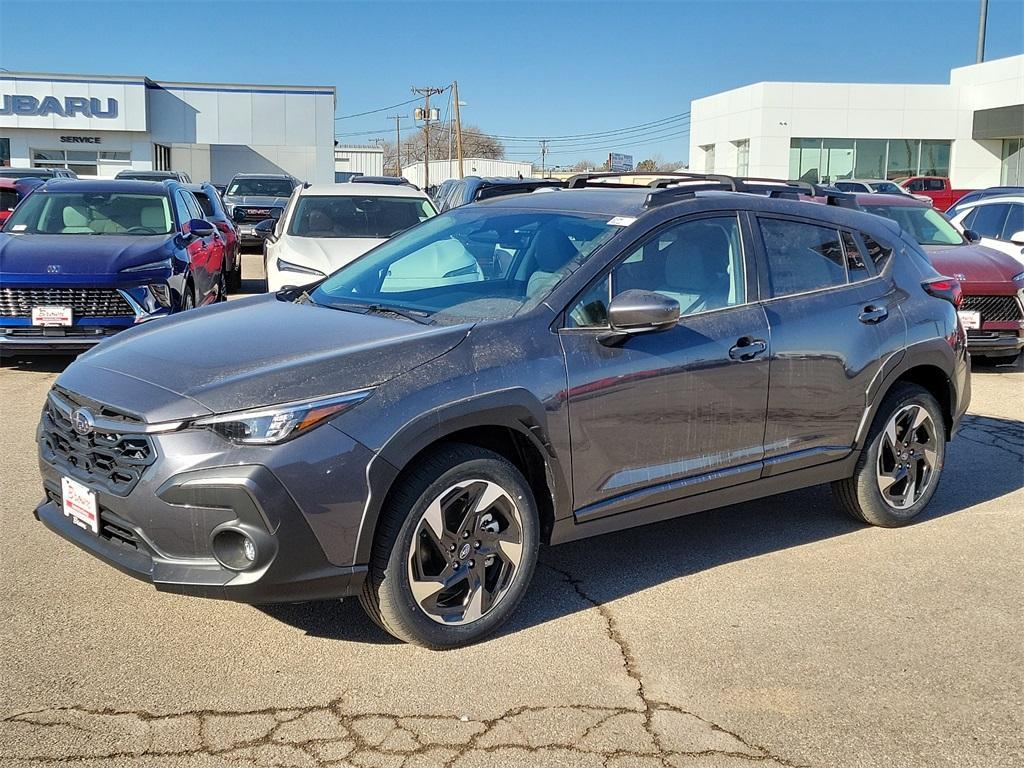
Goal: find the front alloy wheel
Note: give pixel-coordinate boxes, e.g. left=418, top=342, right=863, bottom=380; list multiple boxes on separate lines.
left=407, top=480, right=524, bottom=625
left=360, top=444, right=539, bottom=648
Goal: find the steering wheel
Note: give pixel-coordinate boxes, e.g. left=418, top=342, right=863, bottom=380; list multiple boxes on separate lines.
left=125, top=226, right=160, bottom=234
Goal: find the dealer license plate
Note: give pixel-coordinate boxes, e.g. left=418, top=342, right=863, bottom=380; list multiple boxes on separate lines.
left=957, top=310, right=981, bottom=330
left=32, top=306, right=73, bottom=326
left=61, top=476, right=99, bottom=535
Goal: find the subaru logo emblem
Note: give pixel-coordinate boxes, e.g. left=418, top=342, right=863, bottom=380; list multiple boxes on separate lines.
left=47, top=265, right=60, bottom=274
left=71, top=408, right=94, bottom=436
left=459, top=543, right=472, bottom=559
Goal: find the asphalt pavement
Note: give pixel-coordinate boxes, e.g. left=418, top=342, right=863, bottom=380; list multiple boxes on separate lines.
left=1, top=262, right=1021, bottom=767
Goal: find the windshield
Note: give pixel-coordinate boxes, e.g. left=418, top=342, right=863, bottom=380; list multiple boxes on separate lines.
left=288, top=195, right=434, bottom=239
left=310, top=207, right=617, bottom=323
left=864, top=204, right=963, bottom=246
left=870, top=182, right=903, bottom=194
left=226, top=179, right=294, bottom=197
left=2, top=192, right=173, bottom=235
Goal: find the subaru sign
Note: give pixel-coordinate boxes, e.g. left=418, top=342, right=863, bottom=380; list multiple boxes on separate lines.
left=0, top=95, right=119, bottom=119
left=607, top=153, right=634, bottom=173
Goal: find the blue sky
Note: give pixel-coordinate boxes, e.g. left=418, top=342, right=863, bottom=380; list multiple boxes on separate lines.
left=2, top=0, right=1021, bottom=166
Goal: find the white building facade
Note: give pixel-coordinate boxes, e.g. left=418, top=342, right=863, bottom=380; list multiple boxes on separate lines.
left=688, top=55, right=1023, bottom=189
left=334, top=145, right=385, bottom=178
left=0, top=71, right=336, bottom=184
left=401, top=158, right=535, bottom=189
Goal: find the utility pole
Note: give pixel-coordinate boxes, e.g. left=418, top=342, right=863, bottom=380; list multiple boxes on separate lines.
left=976, top=0, right=989, bottom=63
left=387, top=115, right=407, bottom=176
left=540, top=140, right=549, bottom=177
left=412, top=86, right=444, bottom=189
left=453, top=80, right=465, bottom=179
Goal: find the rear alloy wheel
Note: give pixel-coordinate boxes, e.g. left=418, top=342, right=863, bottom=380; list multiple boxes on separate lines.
left=217, top=271, right=228, bottom=302
left=360, top=444, right=539, bottom=648
left=182, top=286, right=196, bottom=311
left=832, top=383, right=946, bottom=527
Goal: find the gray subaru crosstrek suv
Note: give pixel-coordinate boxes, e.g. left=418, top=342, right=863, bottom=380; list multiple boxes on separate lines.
left=35, top=174, right=970, bottom=648
left=222, top=173, right=298, bottom=246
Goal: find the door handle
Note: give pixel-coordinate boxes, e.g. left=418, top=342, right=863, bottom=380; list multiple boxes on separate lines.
left=729, top=337, right=768, bottom=361
left=859, top=305, right=888, bottom=324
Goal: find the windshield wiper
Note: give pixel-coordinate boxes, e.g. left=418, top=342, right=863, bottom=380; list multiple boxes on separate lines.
left=320, top=300, right=431, bottom=324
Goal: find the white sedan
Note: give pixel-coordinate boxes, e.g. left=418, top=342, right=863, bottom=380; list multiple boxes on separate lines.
left=947, top=194, right=1024, bottom=267
left=262, top=182, right=442, bottom=292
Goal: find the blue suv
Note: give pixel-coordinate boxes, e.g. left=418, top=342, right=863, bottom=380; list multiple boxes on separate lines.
left=0, top=179, right=226, bottom=354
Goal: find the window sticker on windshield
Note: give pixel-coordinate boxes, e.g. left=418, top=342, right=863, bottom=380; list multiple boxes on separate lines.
left=11, top=224, right=27, bottom=231
left=607, top=216, right=636, bottom=227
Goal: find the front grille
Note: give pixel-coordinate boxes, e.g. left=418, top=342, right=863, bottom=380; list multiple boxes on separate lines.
left=235, top=207, right=279, bottom=222
left=0, top=287, right=134, bottom=318
left=40, top=390, right=155, bottom=495
left=960, top=294, right=1024, bottom=323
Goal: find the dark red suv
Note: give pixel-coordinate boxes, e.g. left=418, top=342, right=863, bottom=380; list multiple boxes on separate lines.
left=855, top=193, right=1024, bottom=365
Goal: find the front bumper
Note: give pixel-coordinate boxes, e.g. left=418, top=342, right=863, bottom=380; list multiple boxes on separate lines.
left=35, top=396, right=381, bottom=603
left=966, top=329, right=1024, bottom=356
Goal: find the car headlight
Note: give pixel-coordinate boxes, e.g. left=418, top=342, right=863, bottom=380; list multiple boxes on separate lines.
left=276, top=258, right=325, bottom=278
left=1012, top=270, right=1024, bottom=284
left=190, top=389, right=373, bottom=445
left=120, top=258, right=173, bottom=273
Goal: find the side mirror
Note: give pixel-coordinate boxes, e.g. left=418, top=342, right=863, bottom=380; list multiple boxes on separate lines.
left=188, top=218, right=215, bottom=237
left=1009, top=230, right=1024, bottom=246
left=232, top=208, right=247, bottom=223
left=964, top=229, right=982, bottom=244
left=253, top=219, right=276, bottom=239
left=599, top=289, right=679, bottom=346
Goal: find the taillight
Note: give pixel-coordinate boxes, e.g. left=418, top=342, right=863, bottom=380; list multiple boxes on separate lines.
left=922, top=277, right=962, bottom=308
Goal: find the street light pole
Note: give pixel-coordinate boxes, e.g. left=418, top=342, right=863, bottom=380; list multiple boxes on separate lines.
left=453, top=80, right=465, bottom=180
left=976, top=0, right=989, bottom=63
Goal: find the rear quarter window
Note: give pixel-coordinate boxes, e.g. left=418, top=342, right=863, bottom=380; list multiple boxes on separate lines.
left=861, top=233, right=894, bottom=271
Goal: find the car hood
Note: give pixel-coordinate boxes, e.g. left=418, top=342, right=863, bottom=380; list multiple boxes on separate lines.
left=923, top=243, right=1022, bottom=286
left=277, top=236, right=385, bottom=274
left=0, top=233, right=171, bottom=277
left=56, top=293, right=471, bottom=421
left=224, top=195, right=289, bottom=209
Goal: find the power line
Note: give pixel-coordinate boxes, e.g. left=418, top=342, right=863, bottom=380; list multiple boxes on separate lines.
left=335, top=96, right=421, bottom=120
left=485, top=111, right=690, bottom=141
left=503, top=126, right=691, bottom=155
left=495, top=115, right=690, bottom=147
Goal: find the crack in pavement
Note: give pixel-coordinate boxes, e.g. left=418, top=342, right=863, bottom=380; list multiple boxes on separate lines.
left=956, top=414, right=1024, bottom=461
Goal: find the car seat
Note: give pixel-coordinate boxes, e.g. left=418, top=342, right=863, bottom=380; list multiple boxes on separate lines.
left=61, top=205, right=94, bottom=234
left=525, top=227, right=580, bottom=297
left=139, top=204, right=168, bottom=232
left=657, top=225, right=732, bottom=314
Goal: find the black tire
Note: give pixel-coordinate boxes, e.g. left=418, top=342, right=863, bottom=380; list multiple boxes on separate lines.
left=182, top=284, right=196, bottom=311
left=359, top=443, right=540, bottom=649
left=832, top=383, right=946, bottom=527
left=217, top=271, right=228, bottom=302
left=225, top=267, right=241, bottom=293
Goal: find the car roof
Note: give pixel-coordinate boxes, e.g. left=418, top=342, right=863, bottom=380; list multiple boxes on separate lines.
left=298, top=182, right=428, bottom=198
left=962, top=194, right=1024, bottom=206
left=852, top=192, right=927, bottom=207
left=37, top=178, right=174, bottom=194
left=229, top=173, right=295, bottom=180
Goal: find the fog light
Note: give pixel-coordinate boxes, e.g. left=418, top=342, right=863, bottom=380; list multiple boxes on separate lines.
left=212, top=529, right=259, bottom=571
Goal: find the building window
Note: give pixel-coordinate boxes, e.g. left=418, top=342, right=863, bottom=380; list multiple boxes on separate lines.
left=734, top=139, right=749, bottom=175
left=154, top=144, right=171, bottom=171
left=0, top=137, right=9, bottom=167
left=31, top=148, right=132, bottom=177
left=1002, top=138, right=1023, bottom=185
left=701, top=144, right=715, bottom=173
left=789, top=138, right=951, bottom=183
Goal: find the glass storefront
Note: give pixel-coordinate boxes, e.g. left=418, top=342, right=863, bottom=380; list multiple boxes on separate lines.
left=789, top=138, right=952, bottom=183
left=1001, top=138, right=1023, bottom=185
left=31, top=148, right=131, bottom=177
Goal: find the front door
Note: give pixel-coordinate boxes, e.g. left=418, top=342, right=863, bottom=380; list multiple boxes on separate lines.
left=559, top=214, right=770, bottom=523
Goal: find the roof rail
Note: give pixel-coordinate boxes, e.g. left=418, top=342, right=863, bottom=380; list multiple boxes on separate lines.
left=566, top=171, right=708, bottom=189
left=643, top=173, right=860, bottom=210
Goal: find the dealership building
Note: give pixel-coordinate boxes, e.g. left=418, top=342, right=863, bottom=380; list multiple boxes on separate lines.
left=688, top=54, right=1023, bottom=188
left=0, top=71, right=336, bottom=184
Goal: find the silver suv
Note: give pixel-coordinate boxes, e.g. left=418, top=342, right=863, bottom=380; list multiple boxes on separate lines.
left=223, top=173, right=298, bottom=245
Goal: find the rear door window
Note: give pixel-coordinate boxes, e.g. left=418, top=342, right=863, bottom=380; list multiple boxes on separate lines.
left=999, top=203, right=1023, bottom=241
left=758, top=218, right=847, bottom=297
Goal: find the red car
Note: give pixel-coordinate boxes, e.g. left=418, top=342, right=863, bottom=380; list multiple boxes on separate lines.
left=856, top=193, right=1024, bottom=365
left=185, top=182, right=241, bottom=291
left=0, top=177, right=43, bottom=224
left=896, top=176, right=973, bottom=211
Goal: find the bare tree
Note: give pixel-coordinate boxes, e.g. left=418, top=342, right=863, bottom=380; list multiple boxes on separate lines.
left=634, top=158, right=658, bottom=172
left=378, top=124, right=504, bottom=173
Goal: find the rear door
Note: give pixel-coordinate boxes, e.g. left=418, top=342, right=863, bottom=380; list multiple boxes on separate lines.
left=560, top=213, right=770, bottom=522
left=752, top=215, right=902, bottom=475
